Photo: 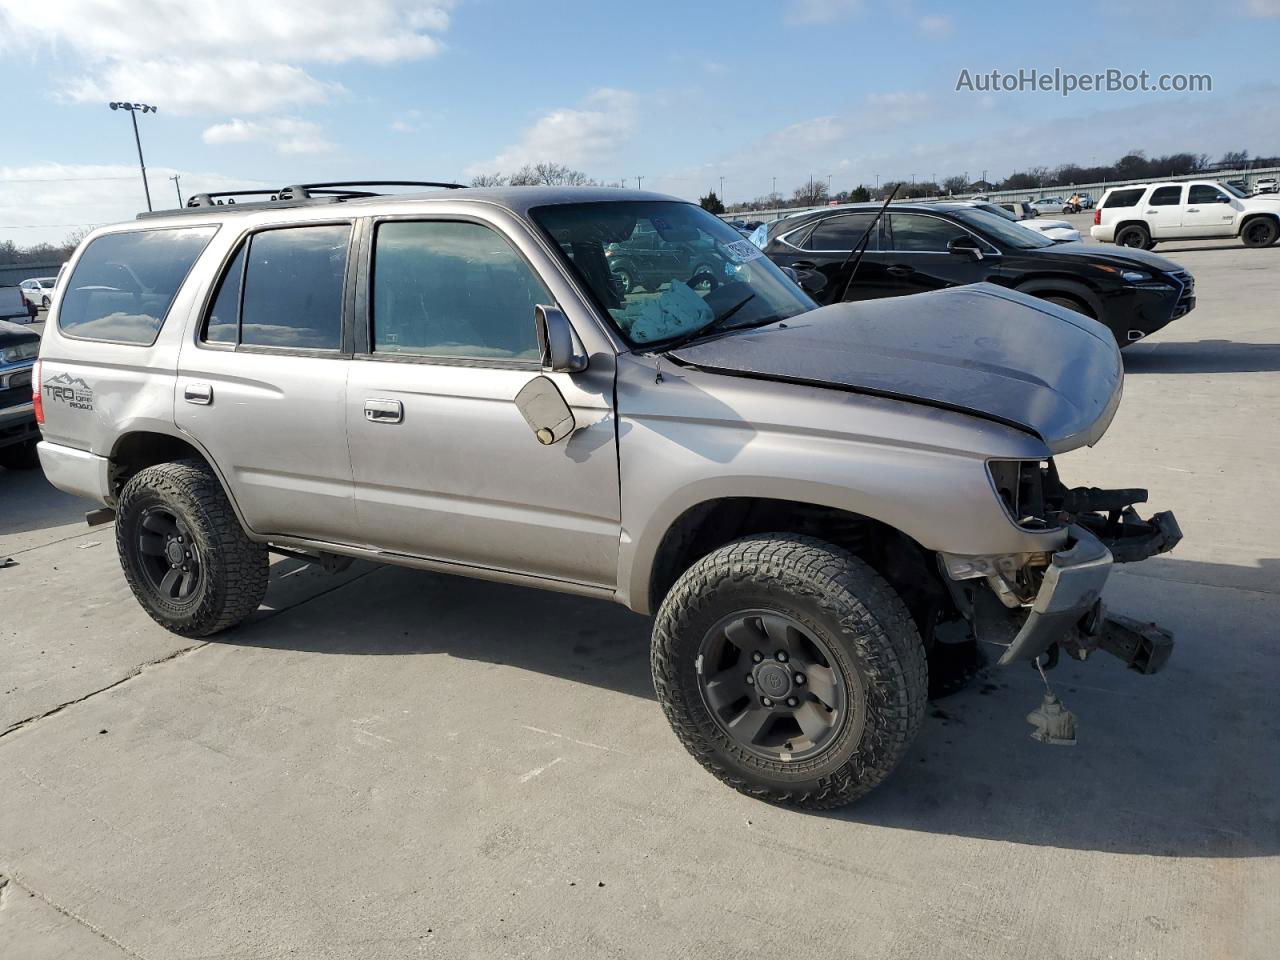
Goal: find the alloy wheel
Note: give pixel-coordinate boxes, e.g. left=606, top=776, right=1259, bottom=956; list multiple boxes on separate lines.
left=696, top=609, right=858, bottom=762
left=136, top=506, right=203, bottom=602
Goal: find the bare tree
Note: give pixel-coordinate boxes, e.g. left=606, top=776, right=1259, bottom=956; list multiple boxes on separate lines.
left=470, top=173, right=507, bottom=187
left=791, top=178, right=829, bottom=207
left=509, top=162, right=593, bottom=186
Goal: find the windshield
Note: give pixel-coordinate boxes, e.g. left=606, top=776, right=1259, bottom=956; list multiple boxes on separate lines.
left=531, top=201, right=815, bottom=347
left=952, top=208, right=1056, bottom=249
left=1222, top=182, right=1249, bottom=198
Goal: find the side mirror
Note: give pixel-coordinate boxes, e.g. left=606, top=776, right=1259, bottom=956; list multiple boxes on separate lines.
left=948, top=236, right=984, bottom=260
left=535, top=304, right=588, bottom=373
left=781, top=265, right=827, bottom=296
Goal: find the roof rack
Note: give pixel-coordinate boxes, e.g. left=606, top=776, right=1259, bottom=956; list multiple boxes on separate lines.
left=137, top=180, right=467, bottom=219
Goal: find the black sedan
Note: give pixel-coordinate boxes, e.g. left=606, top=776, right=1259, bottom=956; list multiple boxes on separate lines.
left=762, top=202, right=1195, bottom=345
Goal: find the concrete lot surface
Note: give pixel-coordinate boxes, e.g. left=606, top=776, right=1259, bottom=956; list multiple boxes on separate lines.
left=2, top=223, right=1278, bottom=958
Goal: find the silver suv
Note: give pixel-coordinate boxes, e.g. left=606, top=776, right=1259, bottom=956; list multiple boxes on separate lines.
left=35, top=182, right=1181, bottom=808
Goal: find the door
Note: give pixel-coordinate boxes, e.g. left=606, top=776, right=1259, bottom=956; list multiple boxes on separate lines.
left=1178, top=183, right=1237, bottom=237
left=344, top=217, right=621, bottom=588
left=1143, top=185, right=1184, bottom=238
left=769, top=212, right=892, bottom=303
left=879, top=213, right=994, bottom=297
left=175, top=223, right=360, bottom=544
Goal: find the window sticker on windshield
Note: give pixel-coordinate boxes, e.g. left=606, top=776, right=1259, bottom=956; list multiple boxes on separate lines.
left=723, top=239, right=764, bottom=263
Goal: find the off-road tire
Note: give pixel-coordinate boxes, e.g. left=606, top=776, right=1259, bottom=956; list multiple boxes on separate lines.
left=116, top=459, right=268, bottom=638
left=0, top=439, right=40, bottom=470
left=1115, top=224, right=1150, bottom=249
left=651, top=534, right=927, bottom=809
left=1241, top=217, right=1279, bottom=248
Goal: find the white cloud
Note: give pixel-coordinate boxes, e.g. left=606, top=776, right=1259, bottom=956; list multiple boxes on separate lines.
left=0, top=0, right=452, bottom=114
left=0, top=163, right=270, bottom=246
left=390, top=109, right=424, bottom=133
left=470, top=89, right=637, bottom=175
left=67, top=59, right=342, bottom=115
left=918, top=14, right=954, bottom=34
left=202, top=118, right=336, bottom=155
left=786, top=0, right=863, bottom=23
left=1246, top=0, right=1280, bottom=14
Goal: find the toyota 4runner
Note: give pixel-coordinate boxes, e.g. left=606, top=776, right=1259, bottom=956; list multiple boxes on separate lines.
left=36, top=182, right=1181, bottom=808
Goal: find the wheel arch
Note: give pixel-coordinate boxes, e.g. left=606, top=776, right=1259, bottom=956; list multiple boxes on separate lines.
left=1013, top=276, right=1102, bottom=318
left=108, top=428, right=251, bottom=532
left=632, top=494, right=955, bottom=647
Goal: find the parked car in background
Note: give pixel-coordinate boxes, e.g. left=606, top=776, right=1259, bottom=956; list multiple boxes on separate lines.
left=20, top=276, right=58, bottom=310
left=35, top=182, right=1182, bottom=809
left=1029, top=196, right=1068, bottom=215
left=985, top=202, right=1080, bottom=241
left=0, top=319, right=41, bottom=469
left=761, top=201, right=1194, bottom=345
left=1225, top=178, right=1249, bottom=194
left=605, top=219, right=728, bottom=293
left=0, top=284, right=36, bottom=324
left=1253, top=177, right=1278, bottom=195
left=1092, top=180, right=1280, bottom=249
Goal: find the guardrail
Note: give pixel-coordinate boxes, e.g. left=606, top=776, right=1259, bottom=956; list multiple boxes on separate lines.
left=722, top=166, right=1280, bottom=223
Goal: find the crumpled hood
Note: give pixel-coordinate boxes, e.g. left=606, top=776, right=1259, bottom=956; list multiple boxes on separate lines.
left=669, top=283, right=1124, bottom=454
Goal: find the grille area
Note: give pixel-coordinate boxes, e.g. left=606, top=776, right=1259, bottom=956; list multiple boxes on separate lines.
left=1167, top=269, right=1196, bottom=319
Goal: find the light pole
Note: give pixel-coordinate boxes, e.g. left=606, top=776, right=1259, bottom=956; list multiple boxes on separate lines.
left=771, top=175, right=776, bottom=198
left=109, top=101, right=157, bottom=212
left=636, top=175, right=643, bottom=190
left=719, top=175, right=725, bottom=202
left=169, top=174, right=183, bottom=207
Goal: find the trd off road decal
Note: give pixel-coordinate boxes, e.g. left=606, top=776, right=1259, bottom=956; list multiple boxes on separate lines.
left=43, top=373, right=94, bottom=411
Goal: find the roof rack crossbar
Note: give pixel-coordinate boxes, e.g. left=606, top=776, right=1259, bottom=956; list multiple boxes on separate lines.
left=181, top=180, right=466, bottom=209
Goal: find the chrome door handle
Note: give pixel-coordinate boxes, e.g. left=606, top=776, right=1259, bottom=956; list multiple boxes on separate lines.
left=1187, top=207, right=1200, bottom=212
left=1146, top=209, right=1158, bottom=214
left=183, top=383, right=213, bottom=405
left=364, top=398, right=403, bottom=423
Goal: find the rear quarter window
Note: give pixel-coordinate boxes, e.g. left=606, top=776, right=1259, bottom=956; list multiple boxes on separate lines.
left=58, top=227, right=217, bottom=344
left=1102, top=189, right=1145, bottom=209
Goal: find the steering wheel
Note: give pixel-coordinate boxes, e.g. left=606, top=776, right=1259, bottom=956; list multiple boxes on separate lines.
left=686, top=267, right=721, bottom=292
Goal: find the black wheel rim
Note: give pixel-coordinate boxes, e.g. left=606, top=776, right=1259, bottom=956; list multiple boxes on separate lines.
left=136, top=506, right=202, bottom=603
left=1247, top=222, right=1271, bottom=244
left=696, top=610, right=853, bottom=762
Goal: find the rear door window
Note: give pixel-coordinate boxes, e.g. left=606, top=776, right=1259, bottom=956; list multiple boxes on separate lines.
left=1103, top=189, right=1145, bottom=208
left=58, top=226, right=217, bottom=344
left=803, top=214, right=879, bottom=251
left=239, top=225, right=350, bottom=350
left=1149, top=186, right=1183, bottom=206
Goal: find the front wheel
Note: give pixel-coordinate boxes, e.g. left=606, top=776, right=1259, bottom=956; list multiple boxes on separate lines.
left=116, top=459, right=269, bottom=637
left=651, top=534, right=927, bottom=809
left=1242, top=217, right=1279, bottom=248
left=41, top=295, right=50, bottom=309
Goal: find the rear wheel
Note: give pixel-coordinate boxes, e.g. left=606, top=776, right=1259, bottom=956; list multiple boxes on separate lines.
left=116, top=459, right=268, bottom=637
left=40, top=295, right=50, bottom=309
left=0, top=439, right=40, bottom=470
left=1241, top=217, right=1279, bottom=248
left=612, top=267, right=638, bottom=295
left=1115, top=224, right=1150, bottom=249
left=652, top=534, right=927, bottom=809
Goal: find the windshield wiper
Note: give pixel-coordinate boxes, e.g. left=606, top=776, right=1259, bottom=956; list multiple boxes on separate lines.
left=656, top=293, right=757, bottom=353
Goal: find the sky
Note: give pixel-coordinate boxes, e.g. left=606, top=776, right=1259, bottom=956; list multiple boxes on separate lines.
left=2, top=0, right=1279, bottom=245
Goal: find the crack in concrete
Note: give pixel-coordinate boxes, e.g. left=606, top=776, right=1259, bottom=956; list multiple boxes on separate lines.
left=0, top=565, right=381, bottom=743
left=0, top=869, right=145, bottom=959
left=0, top=642, right=207, bottom=741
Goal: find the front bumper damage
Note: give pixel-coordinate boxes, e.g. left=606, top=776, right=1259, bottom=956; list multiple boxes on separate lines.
left=941, top=485, right=1182, bottom=676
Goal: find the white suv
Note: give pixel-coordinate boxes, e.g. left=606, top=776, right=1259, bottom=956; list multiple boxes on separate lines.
left=1092, top=180, right=1280, bottom=249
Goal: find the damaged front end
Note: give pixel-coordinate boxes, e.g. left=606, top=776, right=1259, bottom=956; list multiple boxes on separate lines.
left=941, top=459, right=1182, bottom=681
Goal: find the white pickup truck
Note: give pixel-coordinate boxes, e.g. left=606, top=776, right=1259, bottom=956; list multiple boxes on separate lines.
left=1092, top=180, right=1280, bottom=249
